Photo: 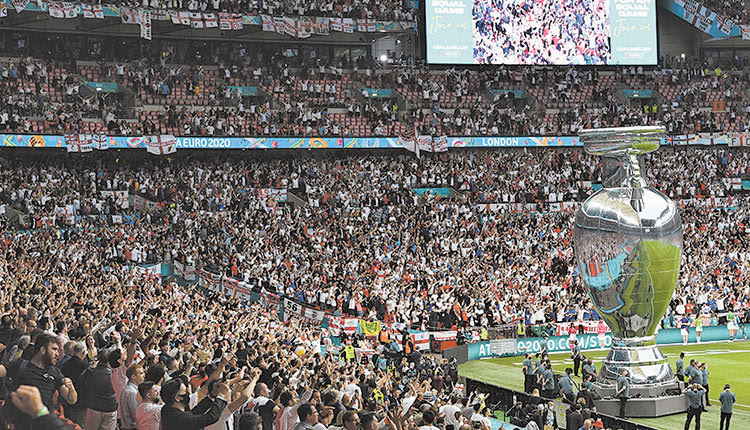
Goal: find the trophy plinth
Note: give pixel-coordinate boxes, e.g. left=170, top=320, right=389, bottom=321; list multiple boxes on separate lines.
left=574, top=127, right=687, bottom=417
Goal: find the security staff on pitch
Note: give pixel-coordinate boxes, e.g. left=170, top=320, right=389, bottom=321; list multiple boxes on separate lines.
left=582, top=358, right=597, bottom=381
left=541, top=361, right=555, bottom=399
left=615, top=369, right=630, bottom=419
left=719, top=384, right=736, bottom=430
left=559, top=368, right=576, bottom=404
left=534, top=356, right=545, bottom=392
left=683, top=383, right=706, bottom=430
left=522, top=354, right=534, bottom=393
left=571, top=341, right=582, bottom=377
left=676, top=352, right=685, bottom=383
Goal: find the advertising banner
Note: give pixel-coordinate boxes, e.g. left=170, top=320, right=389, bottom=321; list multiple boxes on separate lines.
left=1, top=133, right=743, bottom=150
left=412, top=188, right=451, bottom=198
left=460, top=325, right=744, bottom=362
left=467, top=341, right=495, bottom=361
left=516, top=333, right=613, bottom=354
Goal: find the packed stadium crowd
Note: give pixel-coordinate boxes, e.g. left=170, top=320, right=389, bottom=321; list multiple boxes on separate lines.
left=1, top=147, right=748, bottom=330
left=0, top=145, right=747, bottom=430
left=698, top=0, right=749, bottom=25
left=1, top=46, right=749, bottom=137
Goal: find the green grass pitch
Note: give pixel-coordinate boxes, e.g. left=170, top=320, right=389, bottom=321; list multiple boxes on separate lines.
left=458, top=341, right=750, bottom=430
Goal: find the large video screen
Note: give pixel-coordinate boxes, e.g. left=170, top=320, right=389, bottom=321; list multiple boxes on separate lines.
left=425, top=0, right=658, bottom=65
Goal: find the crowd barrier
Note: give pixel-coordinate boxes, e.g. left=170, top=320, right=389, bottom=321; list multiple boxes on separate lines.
left=464, top=378, right=659, bottom=430
left=1, top=132, right=749, bottom=150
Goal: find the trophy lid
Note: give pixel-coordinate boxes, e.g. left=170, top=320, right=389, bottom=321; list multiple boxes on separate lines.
left=579, top=126, right=665, bottom=157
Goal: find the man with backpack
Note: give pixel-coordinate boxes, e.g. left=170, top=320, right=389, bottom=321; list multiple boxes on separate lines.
left=0, top=333, right=78, bottom=430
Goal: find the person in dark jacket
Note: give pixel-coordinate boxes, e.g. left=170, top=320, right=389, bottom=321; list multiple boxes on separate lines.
left=0, top=314, right=15, bottom=349
left=160, top=377, right=228, bottom=430
left=60, top=341, right=89, bottom=425
left=80, top=349, right=118, bottom=430
left=566, top=404, right=583, bottom=430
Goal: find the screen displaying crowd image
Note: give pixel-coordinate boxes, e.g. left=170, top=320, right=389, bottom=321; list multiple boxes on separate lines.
left=425, top=0, right=657, bottom=65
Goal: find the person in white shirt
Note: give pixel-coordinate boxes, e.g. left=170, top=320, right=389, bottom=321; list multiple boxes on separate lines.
left=469, top=404, right=491, bottom=430
left=119, top=365, right=145, bottom=430
left=135, top=382, right=163, bottom=430
left=439, top=395, right=464, bottom=430
left=277, top=387, right=313, bottom=430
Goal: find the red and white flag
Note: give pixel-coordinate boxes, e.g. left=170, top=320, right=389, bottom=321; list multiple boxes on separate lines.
left=190, top=12, right=203, bottom=28
left=273, top=16, right=285, bottom=34
left=121, top=7, right=140, bottom=24
left=342, top=18, right=354, bottom=33
left=400, top=134, right=419, bottom=158
left=417, top=135, right=433, bottom=153
left=330, top=17, right=342, bottom=32
left=202, top=12, right=217, bottom=27
left=92, top=134, right=109, bottom=150
left=146, top=134, right=177, bottom=155
left=81, top=4, right=93, bottom=18
left=260, top=14, right=274, bottom=32
left=48, top=3, right=64, bottom=18
left=432, top=135, right=448, bottom=152
left=62, top=2, right=77, bottom=18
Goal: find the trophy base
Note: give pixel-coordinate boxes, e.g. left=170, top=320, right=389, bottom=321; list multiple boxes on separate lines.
left=592, top=391, right=688, bottom=418
left=597, top=337, right=676, bottom=386
left=590, top=338, right=688, bottom=417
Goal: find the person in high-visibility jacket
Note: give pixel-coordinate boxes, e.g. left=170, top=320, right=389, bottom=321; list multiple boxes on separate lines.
left=344, top=343, right=355, bottom=362
left=404, top=336, right=414, bottom=355
left=379, top=329, right=390, bottom=345
left=518, top=320, right=526, bottom=337
left=480, top=327, right=488, bottom=340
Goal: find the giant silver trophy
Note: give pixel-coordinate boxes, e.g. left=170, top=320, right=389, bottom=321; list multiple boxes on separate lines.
left=574, top=127, right=685, bottom=417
